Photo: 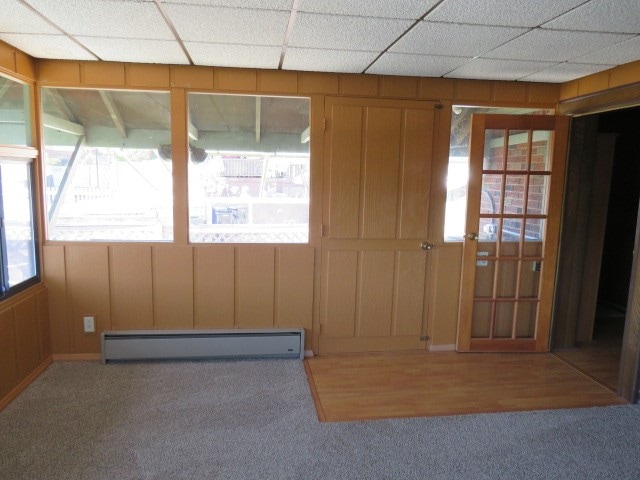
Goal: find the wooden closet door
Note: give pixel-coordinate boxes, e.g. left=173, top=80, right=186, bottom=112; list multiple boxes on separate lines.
left=319, top=97, right=437, bottom=354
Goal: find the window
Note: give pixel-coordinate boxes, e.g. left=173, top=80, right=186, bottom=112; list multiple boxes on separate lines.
left=187, top=93, right=310, bottom=243
left=0, top=75, right=32, bottom=147
left=444, top=106, right=553, bottom=241
left=41, top=88, right=173, bottom=241
left=0, top=158, right=38, bottom=296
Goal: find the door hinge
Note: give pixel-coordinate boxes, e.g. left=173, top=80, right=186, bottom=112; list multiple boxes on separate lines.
left=420, top=335, right=429, bottom=341
left=435, top=103, right=443, bottom=110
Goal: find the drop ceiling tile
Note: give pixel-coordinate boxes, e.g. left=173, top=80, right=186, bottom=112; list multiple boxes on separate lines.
left=296, top=0, right=440, bottom=19
left=185, top=42, right=281, bottom=68
left=164, top=4, right=289, bottom=44
left=426, top=0, right=586, bottom=27
left=282, top=47, right=378, bottom=73
left=543, top=0, right=640, bottom=34
left=484, top=29, right=633, bottom=62
left=521, top=62, right=614, bottom=83
left=161, top=0, right=293, bottom=9
left=26, top=0, right=174, bottom=39
left=77, top=37, right=189, bottom=64
left=391, top=22, right=526, bottom=57
left=445, top=58, right=557, bottom=81
left=367, top=52, right=471, bottom=77
left=571, top=35, right=640, bottom=65
left=0, top=33, right=96, bottom=60
left=290, top=12, right=412, bottom=51
left=0, top=0, right=60, bottom=34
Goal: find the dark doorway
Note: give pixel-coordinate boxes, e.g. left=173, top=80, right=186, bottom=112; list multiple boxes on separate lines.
left=553, top=106, right=640, bottom=392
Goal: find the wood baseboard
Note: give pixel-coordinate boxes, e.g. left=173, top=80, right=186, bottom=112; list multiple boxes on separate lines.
left=0, top=356, right=53, bottom=412
left=428, top=344, right=456, bottom=352
left=52, top=353, right=102, bottom=362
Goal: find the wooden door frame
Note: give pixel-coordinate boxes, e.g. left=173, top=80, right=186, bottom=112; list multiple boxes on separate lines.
left=556, top=87, right=640, bottom=403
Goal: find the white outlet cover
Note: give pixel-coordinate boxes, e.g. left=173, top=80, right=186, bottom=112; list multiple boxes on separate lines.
left=83, top=316, right=95, bottom=333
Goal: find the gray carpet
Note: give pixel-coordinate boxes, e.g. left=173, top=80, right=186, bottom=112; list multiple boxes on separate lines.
left=1, top=360, right=639, bottom=480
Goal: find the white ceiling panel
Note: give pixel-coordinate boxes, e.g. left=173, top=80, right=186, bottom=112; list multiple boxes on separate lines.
left=543, top=0, right=640, bottom=34
left=289, top=13, right=412, bottom=51
left=161, top=0, right=293, bottom=9
left=484, top=29, right=634, bottom=62
left=78, top=37, right=190, bottom=64
left=572, top=36, right=640, bottom=66
left=391, top=22, right=526, bottom=57
left=445, top=58, right=557, bottom=81
left=367, top=52, right=470, bottom=77
left=521, top=62, right=614, bottom=83
left=0, top=33, right=96, bottom=60
left=164, top=4, right=289, bottom=44
left=426, top=0, right=587, bottom=27
left=283, top=47, right=378, bottom=73
left=296, top=0, right=440, bottom=19
left=26, top=0, right=174, bottom=40
left=0, top=0, right=60, bottom=34
left=185, top=42, right=281, bottom=68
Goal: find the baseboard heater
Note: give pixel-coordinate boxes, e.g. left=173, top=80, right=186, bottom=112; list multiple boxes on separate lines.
left=101, top=328, right=305, bottom=363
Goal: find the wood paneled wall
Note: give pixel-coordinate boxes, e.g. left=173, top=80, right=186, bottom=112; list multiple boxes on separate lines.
left=35, top=59, right=561, bottom=355
left=44, top=244, right=314, bottom=353
left=560, top=60, right=640, bottom=100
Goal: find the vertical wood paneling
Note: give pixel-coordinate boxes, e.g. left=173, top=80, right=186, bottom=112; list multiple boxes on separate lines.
left=15, top=50, right=36, bottom=80
left=127, top=64, right=170, bottom=87
left=419, top=78, right=454, bottom=100
left=82, top=62, right=125, bottom=86
left=13, top=297, right=40, bottom=380
left=237, top=247, right=275, bottom=328
left=0, top=41, right=15, bottom=72
left=394, top=252, right=427, bottom=336
left=37, top=289, right=52, bottom=359
left=153, top=246, right=194, bottom=329
left=431, top=246, right=463, bottom=346
left=339, top=74, right=379, bottom=97
left=276, top=247, right=314, bottom=330
left=110, top=245, right=153, bottom=330
left=194, top=246, right=235, bottom=329
left=358, top=252, right=395, bottom=337
left=362, top=107, right=401, bottom=239
left=170, top=65, right=214, bottom=89
left=37, top=60, right=81, bottom=85
left=380, top=76, right=418, bottom=98
left=399, top=108, right=433, bottom=238
left=324, top=251, right=357, bottom=337
left=66, top=246, right=110, bottom=353
left=455, top=79, right=492, bottom=102
left=327, top=104, right=362, bottom=238
left=300, top=72, right=339, bottom=94
left=43, top=245, right=69, bottom=353
left=214, top=68, right=257, bottom=91
left=0, top=309, right=18, bottom=399
left=258, top=70, right=298, bottom=93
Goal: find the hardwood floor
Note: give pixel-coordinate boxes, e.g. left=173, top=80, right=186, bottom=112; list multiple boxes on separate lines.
left=305, top=351, right=627, bottom=422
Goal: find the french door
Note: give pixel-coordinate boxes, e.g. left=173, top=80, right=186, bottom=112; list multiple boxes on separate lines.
left=457, top=114, right=570, bottom=352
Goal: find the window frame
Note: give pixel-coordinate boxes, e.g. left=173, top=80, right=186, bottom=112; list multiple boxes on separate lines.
left=0, top=147, right=40, bottom=300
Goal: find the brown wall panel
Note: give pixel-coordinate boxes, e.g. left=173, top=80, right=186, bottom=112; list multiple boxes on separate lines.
left=0, top=41, right=15, bottom=72
left=171, top=65, right=214, bottom=89
left=398, top=108, right=433, bottom=238
left=455, top=79, right=492, bottom=102
left=0, top=309, right=18, bottom=399
left=258, top=70, right=298, bottom=93
left=214, top=68, right=257, bottom=91
left=609, top=61, right=640, bottom=88
left=15, top=50, right=36, bottom=81
left=339, top=74, right=379, bottom=97
left=37, top=290, right=52, bottom=359
left=127, top=63, right=170, bottom=87
left=153, top=246, right=194, bottom=329
left=577, top=71, right=610, bottom=97
left=394, top=252, right=427, bottom=336
left=528, top=83, right=560, bottom=104
left=493, top=82, right=527, bottom=103
left=66, top=246, right=110, bottom=353
left=358, top=251, right=395, bottom=337
left=327, top=104, right=362, bottom=238
left=83, top=62, right=125, bottom=86
left=300, top=72, right=339, bottom=94
left=380, top=76, right=418, bottom=99
left=110, top=245, right=153, bottom=330
left=194, top=246, right=235, bottom=329
left=13, top=297, right=40, bottom=380
left=276, top=247, right=314, bottom=330
left=419, top=78, right=455, bottom=100
left=361, top=107, right=401, bottom=238
left=237, top=247, right=275, bottom=328
left=43, top=245, right=69, bottom=354
left=431, top=246, right=463, bottom=346
left=323, top=251, right=357, bottom=337
left=38, top=60, right=81, bottom=85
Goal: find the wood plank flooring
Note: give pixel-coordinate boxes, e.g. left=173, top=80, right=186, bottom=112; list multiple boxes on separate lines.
left=305, top=351, right=627, bottom=422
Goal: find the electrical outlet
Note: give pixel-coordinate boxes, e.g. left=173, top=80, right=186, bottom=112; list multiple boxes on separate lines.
left=83, top=316, right=95, bottom=333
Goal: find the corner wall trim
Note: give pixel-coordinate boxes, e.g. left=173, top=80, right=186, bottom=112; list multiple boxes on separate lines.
left=0, top=356, right=53, bottom=412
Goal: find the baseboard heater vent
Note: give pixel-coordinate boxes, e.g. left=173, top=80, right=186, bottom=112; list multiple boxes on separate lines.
left=101, top=328, right=304, bottom=363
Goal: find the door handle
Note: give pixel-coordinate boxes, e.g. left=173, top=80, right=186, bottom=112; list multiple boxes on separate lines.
left=466, top=232, right=479, bottom=241
left=420, top=241, right=434, bottom=250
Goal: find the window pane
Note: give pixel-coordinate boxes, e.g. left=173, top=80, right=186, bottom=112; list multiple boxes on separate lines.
left=506, top=130, right=529, bottom=171
left=0, top=75, right=32, bottom=146
left=188, top=94, right=310, bottom=243
left=42, top=88, right=173, bottom=241
left=1, top=161, right=37, bottom=287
